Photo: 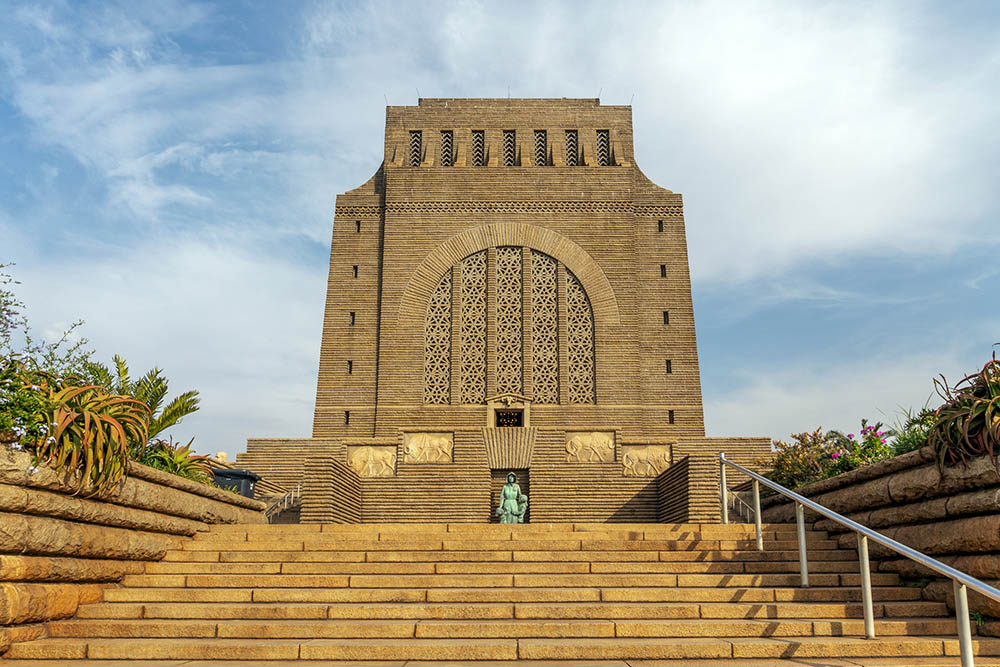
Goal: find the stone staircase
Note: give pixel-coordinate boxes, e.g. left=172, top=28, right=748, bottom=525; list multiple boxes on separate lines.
left=5, top=522, right=1000, bottom=663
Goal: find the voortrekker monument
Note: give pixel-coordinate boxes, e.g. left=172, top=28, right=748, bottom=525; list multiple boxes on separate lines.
left=238, top=98, right=770, bottom=522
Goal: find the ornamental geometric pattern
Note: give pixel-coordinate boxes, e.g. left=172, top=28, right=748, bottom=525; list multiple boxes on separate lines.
left=495, top=247, right=523, bottom=395
left=530, top=251, right=559, bottom=403
left=566, top=269, right=596, bottom=404
left=422, top=247, right=596, bottom=406
left=565, top=130, right=578, bottom=166
left=471, top=130, right=485, bottom=167
left=503, top=130, right=516, bottom=166
left=423, top=271, right=452, bottom=404
left=409, top=130, right=422, bottom=167
left=440, top=130, right=453, bottom=167
left=460, top=250, right=488, bottom=404
left=596, top=130, right=610, bottom=167
left=534, top=130, right=547, bottom=166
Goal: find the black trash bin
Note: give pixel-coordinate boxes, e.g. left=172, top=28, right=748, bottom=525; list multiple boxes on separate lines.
left=212, top=468, right=260, bottom=499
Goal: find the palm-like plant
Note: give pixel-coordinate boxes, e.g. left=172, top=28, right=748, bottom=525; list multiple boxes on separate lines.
left=83, top=355, right=200, bottom=454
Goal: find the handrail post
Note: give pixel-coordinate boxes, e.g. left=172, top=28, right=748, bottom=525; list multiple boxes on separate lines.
left=858, top=534, right=875, bottom=639
left=795, top=502, right=809, bottom=587
left=719, top=453, right=728, bottom=524
left=954, top=580, right=974, bottom=667
left=752, top=479, right=763, bottom=551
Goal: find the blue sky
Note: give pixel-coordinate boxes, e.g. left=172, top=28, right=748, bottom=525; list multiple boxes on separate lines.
left=2, top=1, right=998, bottom=459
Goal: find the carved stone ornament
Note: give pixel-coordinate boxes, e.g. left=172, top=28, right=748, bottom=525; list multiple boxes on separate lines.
left=565, top=431, right=616, bottom=463
left=346, top=446, right=397, bottom=477
left=620, top=445, right=671, bottom=477
left=402, top=432, right=454, bottom=464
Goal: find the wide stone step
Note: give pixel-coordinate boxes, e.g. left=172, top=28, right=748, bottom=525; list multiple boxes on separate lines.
left=9, top=635, right=1000, bottom=660
left=140, top=559, right=865, bottom=575
left=73, top=599, right=950, bottom=620
left=100, top=584, right=927, bottom=604
left=178, top=538, right=841, bottom=553
left=117, top=571, right=902, bottom=589
left=43, top=617, right=962, bottom=640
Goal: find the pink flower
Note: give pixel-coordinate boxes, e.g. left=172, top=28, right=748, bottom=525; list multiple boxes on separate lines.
left=832, top=452, right=842, bottom=459
left=847, top=433, right=855, bottom=439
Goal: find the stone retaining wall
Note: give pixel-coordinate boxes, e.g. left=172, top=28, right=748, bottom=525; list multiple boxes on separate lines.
left=759, top=447, right=1000, bottom=618
left=0, top=446, right=266, bottom=654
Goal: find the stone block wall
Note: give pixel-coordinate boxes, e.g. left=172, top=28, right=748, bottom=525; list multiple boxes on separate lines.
left=759, top=447, right=1000, bottom=617
left=0, top=446, right=265, bottom=654
left=300, top=456, right=361, bottom=524
left=657, top=454, right=723, bottom=524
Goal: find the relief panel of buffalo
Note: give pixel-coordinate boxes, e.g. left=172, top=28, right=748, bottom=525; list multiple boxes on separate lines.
left=620, top=444, right=672, bottom=477
left=565, top=431, right=616, bottom=463
left=347, top=446, right=397, bottom=477
left=402, top=432, right=454, bottom=463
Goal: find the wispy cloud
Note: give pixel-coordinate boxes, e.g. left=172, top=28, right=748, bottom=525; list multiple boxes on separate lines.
left=1, top=1, right=997, bottom=457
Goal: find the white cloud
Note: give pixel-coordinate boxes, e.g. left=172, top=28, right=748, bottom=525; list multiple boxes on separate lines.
left=704, top=350, right=965, bottom=443
left=12, top=235, right=325, bottom=460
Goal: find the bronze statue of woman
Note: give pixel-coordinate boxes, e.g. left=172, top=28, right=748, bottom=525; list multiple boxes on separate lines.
left=497, top=472, right=522, bottom=524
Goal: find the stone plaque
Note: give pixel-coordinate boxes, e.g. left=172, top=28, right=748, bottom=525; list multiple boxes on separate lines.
left=402, top=432, right=454, bottom=463
left=621, top=445, right=671, bottom=477
left=565, top=431, right=616, bottom=463
left=346, top=446, right=397, bottom=477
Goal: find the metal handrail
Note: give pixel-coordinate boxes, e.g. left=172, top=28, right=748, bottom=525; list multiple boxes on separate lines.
left=265, top=483, right=301, bottom=522
left=719, top=452, right=1000, bottom=667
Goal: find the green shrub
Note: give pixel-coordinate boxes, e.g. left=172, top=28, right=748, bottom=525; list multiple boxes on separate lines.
left=892, top=407, right=937, bottom=456
left=143, top=437, right=214, bottom=484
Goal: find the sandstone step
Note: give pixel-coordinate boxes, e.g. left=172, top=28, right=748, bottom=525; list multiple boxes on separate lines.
left=140, top=559, right=863, bottom=575
left=72, top=598, right=950, bottom=622
left=12, top=635, right=999, bottom=661
left=40, top=616, right=961, bottom=640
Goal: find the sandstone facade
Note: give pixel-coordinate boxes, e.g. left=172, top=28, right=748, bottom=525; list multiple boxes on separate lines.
left=239, top=99, right=770, bottom=522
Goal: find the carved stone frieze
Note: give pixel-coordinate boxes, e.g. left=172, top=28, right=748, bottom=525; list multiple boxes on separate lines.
left=565, top=431, right=616, bottom=463
left=346, top=446, right=397, bottom=477
left=402, top=432, right=454, bottom=464
left=621, top=445, right=671, bottom=477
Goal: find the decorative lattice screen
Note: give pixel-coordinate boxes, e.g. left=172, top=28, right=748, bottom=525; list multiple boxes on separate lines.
left=567, top=270, right=596, bottom=404
left=423, top=271, right=452, bottom=404
left=530, top=251, right=559, bottom=403
left=460, top=250, right=488, bottom=404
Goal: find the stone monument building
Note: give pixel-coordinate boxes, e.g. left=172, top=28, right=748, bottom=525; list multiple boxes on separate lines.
left=239, top=98, right=769, bottom=523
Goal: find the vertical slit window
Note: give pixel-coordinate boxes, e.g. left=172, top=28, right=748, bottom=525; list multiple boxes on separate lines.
left=409, top=130, right=422, bottom=166
left=596, top=129, right=610, bottom=166
left=665, top=360, right=673, bottom=374
left=344, top=411, right=350, bottom=425
left=356, top=220, right=361, bottom=233
left=657, top=220, right=663, bottom=233
left=471, top=130, right=485, bottom=166
left=565, top=130, right=578, bottom=166
left=350, top=312, right=356, bottom=325
left=668, top=409, right=675, bottom=424
left=663, top=311, right=669, bottom=325
left=503, top=130, right=516, bottom=166
left=534, top=130, right=547, bottom=166
left=440, top=130, right=453, bottom=167
left=660, top=265, right=667, bottom=278
left=353, top=265, right=359, bottom=278
left=347, top=360, right=353, bottom=374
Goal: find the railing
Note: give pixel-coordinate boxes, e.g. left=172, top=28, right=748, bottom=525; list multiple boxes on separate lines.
left=264, top=483, right=301, bottom=523
left=719, top=452, right=1000, bottom=667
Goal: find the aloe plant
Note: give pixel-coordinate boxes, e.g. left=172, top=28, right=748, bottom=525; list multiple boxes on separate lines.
left=144, top=436, right=214, bottom=483
left=927, top=347, right=1000, bottom=469
left=28, top=373, right=150, bottom=495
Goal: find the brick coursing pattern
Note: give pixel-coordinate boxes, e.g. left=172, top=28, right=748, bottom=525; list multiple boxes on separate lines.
left=242, top=99, right=771, bottom=522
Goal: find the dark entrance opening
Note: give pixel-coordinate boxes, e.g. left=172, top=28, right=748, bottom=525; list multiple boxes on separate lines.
left=495, top=409, right=523, bottom=427
left=490, top=469, right=530, bottom=523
